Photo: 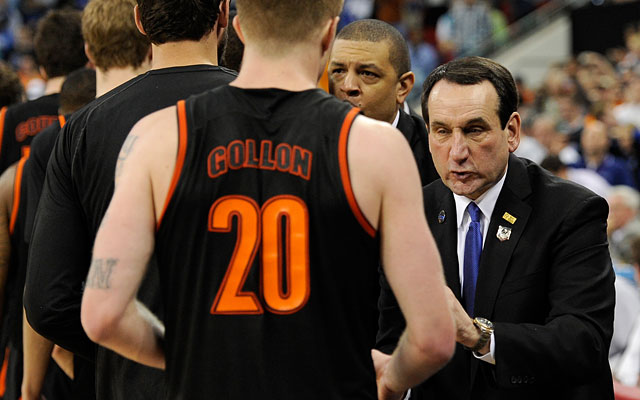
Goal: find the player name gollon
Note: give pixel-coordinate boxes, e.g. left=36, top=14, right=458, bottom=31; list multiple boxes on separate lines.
left=208, top=139, right=312, bottom=180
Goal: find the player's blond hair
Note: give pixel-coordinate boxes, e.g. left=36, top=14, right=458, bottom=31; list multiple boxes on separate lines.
left=82, top=0, right=150, bottom=71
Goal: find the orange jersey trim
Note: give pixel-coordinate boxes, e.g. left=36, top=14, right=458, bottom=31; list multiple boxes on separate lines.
left=58, top=115, right=66, bottom=128
left=338, top=108, right=375, bottom=238
left=157, top=100, right=188, bottom=230
left=0, top=347, right=9, bottom=396
left=0, top=107, right=7, bottom=160
left=10, top=148, right=30, bottom=235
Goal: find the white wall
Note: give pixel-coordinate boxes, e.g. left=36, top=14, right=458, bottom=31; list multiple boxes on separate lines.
left=493, top=15, right=572, bottom=89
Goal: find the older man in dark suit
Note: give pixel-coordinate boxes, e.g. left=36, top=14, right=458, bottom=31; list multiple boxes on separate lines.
left=377, top=56, right=615, bottom=399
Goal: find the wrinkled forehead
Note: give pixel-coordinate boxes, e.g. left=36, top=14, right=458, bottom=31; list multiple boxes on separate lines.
left=428, top=80, right=500, bottom=122
left=330, top=39, right=393, bottom=67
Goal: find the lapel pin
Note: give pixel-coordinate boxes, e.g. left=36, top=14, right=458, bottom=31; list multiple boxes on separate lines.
left=438, top=210, right=446, bottom=224
left=497, top=225, right=512, bottom=242
left=502, top=212, right=517, bottom=224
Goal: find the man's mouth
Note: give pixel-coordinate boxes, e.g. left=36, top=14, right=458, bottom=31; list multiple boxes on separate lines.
left=451, top=171, right=472, bottom=180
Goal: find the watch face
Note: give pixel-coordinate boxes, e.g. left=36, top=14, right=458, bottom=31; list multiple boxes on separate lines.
left=475, top=317, right=494, bottom=330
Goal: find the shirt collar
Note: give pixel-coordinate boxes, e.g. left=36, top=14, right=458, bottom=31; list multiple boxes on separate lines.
left=391, top=109, right=400, bottom=128
left=453, top=165, right=508, bottom=229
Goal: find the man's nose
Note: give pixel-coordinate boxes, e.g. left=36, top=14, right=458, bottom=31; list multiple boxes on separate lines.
left=341, top=71, right=361, bottom=98
left=450, top=130, right=469, bottom=162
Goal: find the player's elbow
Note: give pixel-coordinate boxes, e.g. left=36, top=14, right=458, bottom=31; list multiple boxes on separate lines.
left=80, top=295, right=123, bottom=345
left=408, top=320, right=456, bottom=369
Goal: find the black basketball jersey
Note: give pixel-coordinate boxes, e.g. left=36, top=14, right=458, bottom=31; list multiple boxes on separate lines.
left=0, top=94, right=59, bottom=173
left=156, top=87, right=381, bottom=399
left=26, top=65, right=236, bottom=400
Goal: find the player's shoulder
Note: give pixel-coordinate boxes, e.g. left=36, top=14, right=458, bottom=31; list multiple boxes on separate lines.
left=4, top=93, right=58, bottom=119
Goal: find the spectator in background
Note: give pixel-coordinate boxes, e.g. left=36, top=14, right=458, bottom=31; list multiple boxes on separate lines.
left=406, top=27, right=439, bottom=108
left=540, top=154, right=611, bottom=199
left=435, top=0, right=492, bottom=58
left=0, top=60, right=23, bottom=108
left=614, top=76, right=640, bottom=129
left=610, top=234, right=640, bottom=387
left=530, top=115, right=580, bottom=164
left=608, top=186, right=640, bottom=265
left=573, top=120, right=636, bottom=188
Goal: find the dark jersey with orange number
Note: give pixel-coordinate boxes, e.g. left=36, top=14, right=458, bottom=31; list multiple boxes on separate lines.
left=0, top=94, right=59, bottom=173
left=156, top=87, right=380, bottom=399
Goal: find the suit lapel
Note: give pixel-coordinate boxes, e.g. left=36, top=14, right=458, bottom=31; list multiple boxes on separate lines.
left=425, top=183, right=461, bottom=300
left=474, top=155, right=532, bottom=318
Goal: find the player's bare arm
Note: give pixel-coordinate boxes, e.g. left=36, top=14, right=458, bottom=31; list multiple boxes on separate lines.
left=0, top=164, right=15, bottom=331
left=348, top=116, right=455, bottom=397
left=81, top=106, right=178, bottom=370
left=21, top=314, right=54, bottom=400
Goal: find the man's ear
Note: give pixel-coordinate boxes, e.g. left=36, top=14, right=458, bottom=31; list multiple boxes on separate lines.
left=396, top=71, right=415, bottom=105
left=321, top=16, right=339, bottom=58
left=84, top=42, right=96, bottom=68
left=232, top=15, right=245, bottom=45
left=134, top=5, right=147, bottom=36
left=396, top=71, right=416, bottom=104
left=506, top=112, right=521, bottom=153
left=218, top=0, right=230, bottom=30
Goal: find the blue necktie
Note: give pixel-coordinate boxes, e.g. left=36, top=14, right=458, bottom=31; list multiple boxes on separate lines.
left=463, top=202, right=482, bottom=317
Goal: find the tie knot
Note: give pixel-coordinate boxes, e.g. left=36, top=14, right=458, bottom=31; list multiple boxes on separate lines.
left=467, top=202, right=481, bottom=223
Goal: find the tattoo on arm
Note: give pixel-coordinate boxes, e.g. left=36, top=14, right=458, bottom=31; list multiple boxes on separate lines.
left=85, top=258, right=118, bottom=289
left=115, top=135, right=138, bottom=179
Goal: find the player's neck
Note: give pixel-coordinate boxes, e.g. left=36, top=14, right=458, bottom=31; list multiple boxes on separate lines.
left=232, top=45, right=320, bottom=91
left=95, top=65, right=149, bottom=97
left=43, top=76, right=65, bottom=95
left=150, top=36, right=219, bottom=70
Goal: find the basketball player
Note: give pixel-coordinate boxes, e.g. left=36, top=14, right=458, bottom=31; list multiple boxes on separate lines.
left=0, top=9, right=86, bottom=173
left=81, top=1, right=455, bottom=399
left=24, top=0, right=234, bottom=399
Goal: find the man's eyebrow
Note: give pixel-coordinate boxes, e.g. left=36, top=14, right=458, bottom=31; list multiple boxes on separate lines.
left=329, top=61, right=345, bottom=68
left=430, top=121, right=449, bottom=129
left=464, top=117, right=490, bottom=126
left=357, top=63, right=383, bottom=73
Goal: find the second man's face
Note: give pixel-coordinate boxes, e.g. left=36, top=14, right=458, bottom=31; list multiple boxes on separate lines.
left=328, top=39, right=400, bottom=124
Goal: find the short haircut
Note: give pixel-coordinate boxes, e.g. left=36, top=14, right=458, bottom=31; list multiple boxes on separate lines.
left=83, top=0, right=151, bottom=71
left=236, top=0, right=343, bottom=51
left=422, top=56, right=519, bottom=130
left=0, top=61, right=24, bottom=108
left=59, top=68, right=97, bottom=115
left=335, top=19, right=410, bottom=77
left=34, top=9, right=88, bottom=79
left=136, top=0, right=223, bottom=44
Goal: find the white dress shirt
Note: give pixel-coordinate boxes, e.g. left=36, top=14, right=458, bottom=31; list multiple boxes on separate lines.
left=451, top=166, right=508, bottom=365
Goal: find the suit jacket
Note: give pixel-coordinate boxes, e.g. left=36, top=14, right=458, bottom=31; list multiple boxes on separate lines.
left=396, top=109, right=439, bottom=186
left=377, top=155, right=615, bottom=400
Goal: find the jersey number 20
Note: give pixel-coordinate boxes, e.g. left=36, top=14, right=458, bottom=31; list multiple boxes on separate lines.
left=208, top=195, right=310, bottom=315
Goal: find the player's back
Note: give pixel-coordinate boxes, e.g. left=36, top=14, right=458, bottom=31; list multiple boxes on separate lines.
left=156, top=86, right=380, bottom=399
left=0, top=94, right=59, bottom=173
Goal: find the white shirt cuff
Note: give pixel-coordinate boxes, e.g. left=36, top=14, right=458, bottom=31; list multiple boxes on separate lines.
left=473, top=332, right=496, bottom=365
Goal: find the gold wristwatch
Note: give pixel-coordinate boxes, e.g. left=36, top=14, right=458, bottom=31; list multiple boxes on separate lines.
left=470, top=317, right=494, bottom=352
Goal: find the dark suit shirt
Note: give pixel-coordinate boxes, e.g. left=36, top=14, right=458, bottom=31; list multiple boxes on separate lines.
left=377, top=154, right=615, bottom=400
